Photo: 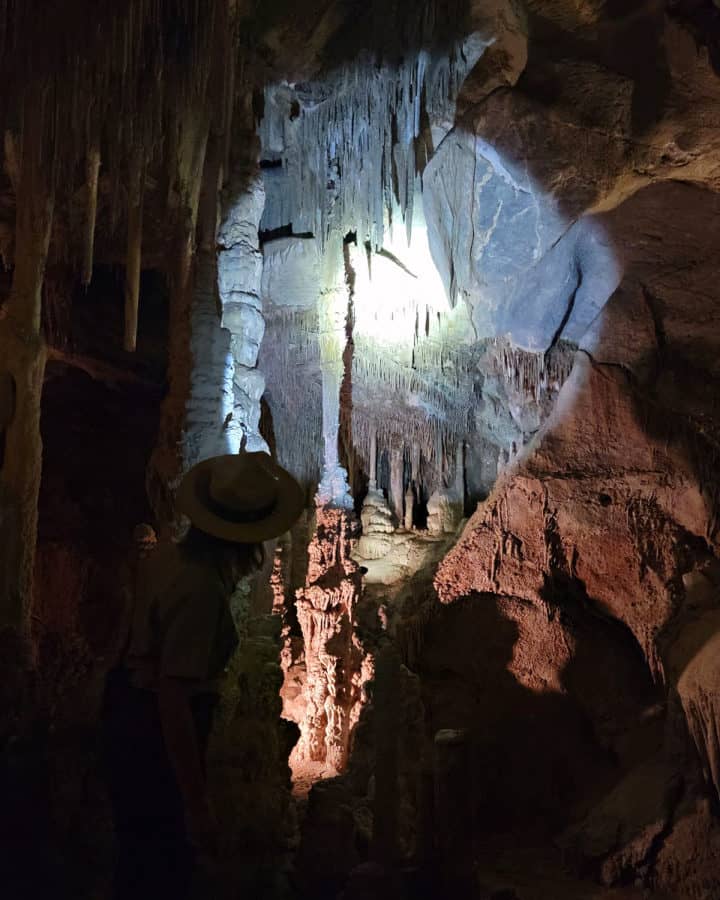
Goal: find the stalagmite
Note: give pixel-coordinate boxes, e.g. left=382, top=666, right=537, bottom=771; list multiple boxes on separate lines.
left=123, top=150, right=144, bottom=353
left=81, top=146, right=101, bottom=287
left=454, top=441, right=465, bottom=498
left=404, top=485, right=415, bottom=531
left=390, top=447, right=404, bottom=525
left=295, top=506, right=366, bottom=772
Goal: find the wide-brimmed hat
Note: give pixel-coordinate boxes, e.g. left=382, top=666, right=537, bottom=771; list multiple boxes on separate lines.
left=176, top=452, right=305, bottom=543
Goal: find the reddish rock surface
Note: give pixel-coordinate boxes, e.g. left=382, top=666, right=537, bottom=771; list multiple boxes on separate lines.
left=431, top=181, right=720, bottom=893
left=293, top=504, right=370, bottom=775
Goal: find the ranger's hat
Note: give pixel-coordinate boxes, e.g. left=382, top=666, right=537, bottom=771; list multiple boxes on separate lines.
left=176, top=452, right=304, bottom=543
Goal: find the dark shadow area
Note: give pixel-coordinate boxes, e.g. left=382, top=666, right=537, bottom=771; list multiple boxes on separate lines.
left=416, top=594, right=620, bottom=836
left=0, top=267, right=171, bottom=900
left=519, top=5, right=671, bottom=136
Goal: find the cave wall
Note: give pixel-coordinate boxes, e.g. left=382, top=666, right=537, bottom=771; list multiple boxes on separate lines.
left=253, top=3, right=720, bottom=896
left=1, top=1, right=720, bottom=897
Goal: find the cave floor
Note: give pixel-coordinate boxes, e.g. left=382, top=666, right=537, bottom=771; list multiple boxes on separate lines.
left=470, top=838, right=673, bottom=900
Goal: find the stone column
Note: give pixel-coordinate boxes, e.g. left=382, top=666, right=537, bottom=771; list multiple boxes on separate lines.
left=389, top=447, right=404, bottom=525
left=0, top=98, right=54, bottom=631
left=217, top=161, right=268, bottom=456
left=316, top=235, right=353, bottom=508
left=181, top=125, right=268, bottom=473
left=369, top=429, right=378, bottom=489
left=295, top=506, right=364, bottom=772
left=404, top=486, right=415, bottom=531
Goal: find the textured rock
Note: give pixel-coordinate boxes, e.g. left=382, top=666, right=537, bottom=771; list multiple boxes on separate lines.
left=224, top=302, right=265, bottom=367
left=261, top=237, right=321, bottom=310
left=426, top=488, right=464, bottom=537
left=652, top=797, right=720, bottom=900
left=293, top=505, right=368, bottom=774
left=215, top=167, right=269, bottom=456
left=431, top=179, right=720, bottom=891
left=357, top=488, right=395, bottom=560
left=183, top=253, right=235, bottom=466
left=668, top=607, right=720, bottom=803
left=558, top=757, right=674, bottom=885
left=423, top=82, right=628, bottom=346
left=217, top=243, right=264, bottom=298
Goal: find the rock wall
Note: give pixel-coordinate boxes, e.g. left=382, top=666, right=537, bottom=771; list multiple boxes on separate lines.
left=433, top=179, right=720, bottom=894
left=263, top=5, right=720, bottom=897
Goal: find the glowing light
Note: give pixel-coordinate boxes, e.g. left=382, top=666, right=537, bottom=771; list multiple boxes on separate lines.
left=352, top=198, right=456, bottom=350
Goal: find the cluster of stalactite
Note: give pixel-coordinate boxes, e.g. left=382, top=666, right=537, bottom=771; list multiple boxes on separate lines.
left=258, top=0, right=480, bottom=249
left=260, top=306, right=324, bottom=490
left=0, top=0, right=245, bottom=634
left=294, top=505, right=370, bottom=773
left=484, top=337, right=577, bottom=404
left=0, top=0, right=241, bottom=350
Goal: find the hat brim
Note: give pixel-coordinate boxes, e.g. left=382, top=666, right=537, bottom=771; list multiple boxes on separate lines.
left=176, top=455, right=305, bottom=543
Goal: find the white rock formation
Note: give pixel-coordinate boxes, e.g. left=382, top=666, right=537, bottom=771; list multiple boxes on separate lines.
left=217, top=171, right=269, bottom=454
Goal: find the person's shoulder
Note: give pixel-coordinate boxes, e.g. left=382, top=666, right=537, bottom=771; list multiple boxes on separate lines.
left=176, top=551, right=226, bottom=602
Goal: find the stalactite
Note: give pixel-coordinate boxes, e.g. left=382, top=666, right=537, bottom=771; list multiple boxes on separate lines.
left=484, top=337, right=576, bottom=404
left=3, top=129, right=19, bottom=193
left=0, top=84, right=55, bottom=628
left=261, top=306, right=324, bottom=488
left=123, top=150, right=145, bottom=353
left=259, top=8, right=478, bottom=250
left=81, top=145, right=101, bottom=287
left=0, top=0, right=231, bottom=252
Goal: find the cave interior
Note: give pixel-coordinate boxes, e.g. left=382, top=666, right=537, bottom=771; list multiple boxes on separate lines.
left=2, top=0, right=720, bottom=898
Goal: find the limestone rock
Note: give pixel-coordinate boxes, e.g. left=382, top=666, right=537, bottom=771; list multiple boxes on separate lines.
left=423, top=81, right=628, bottom=347
left=217, top=243, right=264, bottom=298
left=426, top=489, right=463, bottom=536
left=224, top=303, right=265, bottom=368
left=357, top=488, right=396, bottom=560
left=233, top=365, right=266, bottom=405
left=558, top=757, right=674, bottom=885
left=652, top=797, right=720, bottom=899
left=217, top=173, right=265, bottom=251
left=261, top=237, right=321, bottom=310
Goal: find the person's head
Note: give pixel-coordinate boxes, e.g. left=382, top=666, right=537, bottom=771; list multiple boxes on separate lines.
left=175, top=452, right=304, bottom=579
left=180, top=525, right=265, bottom=582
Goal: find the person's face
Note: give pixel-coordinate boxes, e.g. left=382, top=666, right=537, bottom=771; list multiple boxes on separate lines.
left=228, top=543, right=264, bottom=582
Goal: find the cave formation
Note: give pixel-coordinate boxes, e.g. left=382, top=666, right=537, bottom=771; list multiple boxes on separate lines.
left=2, top=1, right=720, bottom=898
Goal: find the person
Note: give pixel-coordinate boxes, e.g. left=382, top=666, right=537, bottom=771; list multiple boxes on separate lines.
left=101, top=452, right=304, bottom=900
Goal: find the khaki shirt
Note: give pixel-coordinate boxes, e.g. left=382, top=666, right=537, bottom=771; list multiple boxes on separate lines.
left=125, top=543, right=238, bottom=694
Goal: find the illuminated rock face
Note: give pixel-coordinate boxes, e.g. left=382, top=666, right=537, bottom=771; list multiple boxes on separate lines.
left=185, top=168, right=268, bottom=468
left=294, top=504, right=368, bottom=773
left=249, top=10, right=720, bottom=897
left=430, top=181, right=720, bottom=895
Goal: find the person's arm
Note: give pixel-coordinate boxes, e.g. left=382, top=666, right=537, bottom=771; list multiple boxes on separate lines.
left=157, top=585, right=224, bottom=852
left=157, top=677, right=209, bottom=821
